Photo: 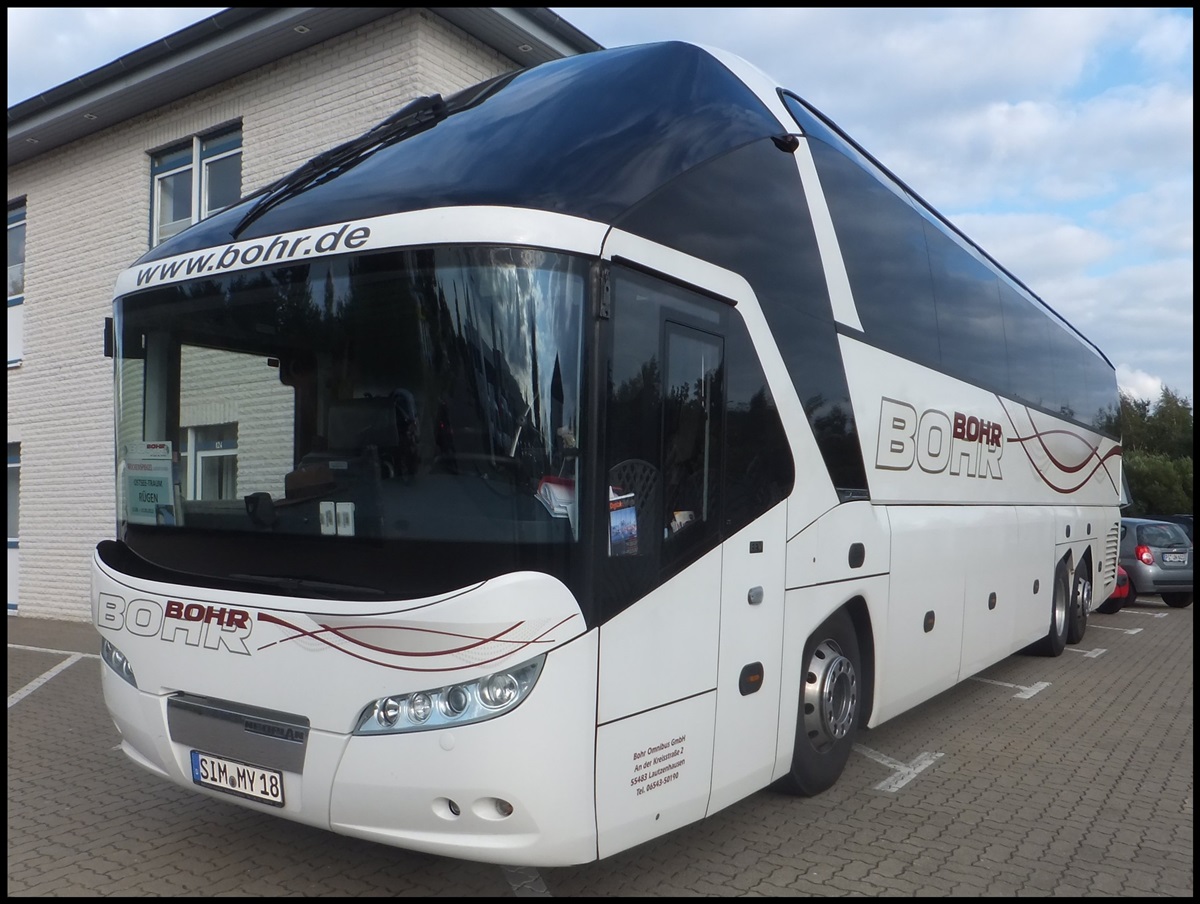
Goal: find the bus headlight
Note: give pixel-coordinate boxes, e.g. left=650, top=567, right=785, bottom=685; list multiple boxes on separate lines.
left=101, top=638, right=138, bottom=688
left=355, top=655, right=545, bottom=734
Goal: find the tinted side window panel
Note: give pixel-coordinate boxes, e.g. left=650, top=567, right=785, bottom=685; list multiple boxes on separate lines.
left=999, top=281, right=1056, bottom=410
left=785, top=90, right=1118, bottom=439
left=724, top=303, right=794, bottom=534
left=810, top=138, right=941, bottom=369
left=1079, top=346, right=1120, bottom=431
left=615, top=137, right=868, bottom=498
left=924, top=222, right=1008, bottom=395
left=1046, top=321, right=1087, bottom=419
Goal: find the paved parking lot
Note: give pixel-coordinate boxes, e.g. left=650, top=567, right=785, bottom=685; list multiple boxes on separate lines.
left=8, top=597, right=1193, bottom=897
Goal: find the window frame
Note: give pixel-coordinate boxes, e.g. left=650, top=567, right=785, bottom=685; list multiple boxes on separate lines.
left=150, top=126, right=242, bottom=247
left=7, top=442, right=19, bottom=548
left=8, top=203, right=26, bottom=367
left=179, top=423, right=239, bottom=502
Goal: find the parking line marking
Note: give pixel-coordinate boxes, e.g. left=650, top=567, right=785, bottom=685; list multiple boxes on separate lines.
left=1088, top=624, right=1143, bottom=634
left=1120, top=610, right=1168, bottom=617
left=969, top=677, right=1050, bottom=698
left=1067, top=646, right=1108, bottom=658
left=8, top=642, right=100, bottom=658
left=8, top=652, right=86, bottom=709
left=854, top=744, right=944, bottom=792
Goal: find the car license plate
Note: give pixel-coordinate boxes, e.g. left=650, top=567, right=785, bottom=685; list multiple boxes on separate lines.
left=190, top=750, right=284, bottom=807
left=1163, top=553, right=1186, bottom=563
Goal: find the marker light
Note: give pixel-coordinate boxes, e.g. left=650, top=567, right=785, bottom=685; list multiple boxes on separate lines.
left=100, top=639, right=138, bottom=688
left=355, top=655, right=545, bottom=734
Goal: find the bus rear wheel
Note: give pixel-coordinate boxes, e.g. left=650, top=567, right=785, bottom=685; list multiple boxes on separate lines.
left=1067, top=563, right=1091, bottom=644
left=780, top=609, right=860, bottom=797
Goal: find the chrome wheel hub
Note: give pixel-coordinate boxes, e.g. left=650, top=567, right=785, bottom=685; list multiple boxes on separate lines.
left=1078, top=576, right=1093, bottom=616
left=803, top=639, right=858, bottom=751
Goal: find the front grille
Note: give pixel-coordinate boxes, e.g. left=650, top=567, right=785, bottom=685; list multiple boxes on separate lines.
left=167, top=693, right=310, bottom=773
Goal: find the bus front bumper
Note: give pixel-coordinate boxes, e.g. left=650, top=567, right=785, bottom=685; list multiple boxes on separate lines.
left=99, top=632, right=600, bottom=867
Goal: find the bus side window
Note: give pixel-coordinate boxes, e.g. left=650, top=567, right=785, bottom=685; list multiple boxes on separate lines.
left=661, top=323, right=723, bottom=557
left=599, top=265, right=728, bottom=619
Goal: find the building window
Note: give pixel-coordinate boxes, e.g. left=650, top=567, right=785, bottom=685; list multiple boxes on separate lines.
left=151, top=127, right=242, bottom=246
left=7, top=442, right=19, bottom=613
left=8, top=203, right=25, bottom=366
left=180, top=423, right=238, bottom=501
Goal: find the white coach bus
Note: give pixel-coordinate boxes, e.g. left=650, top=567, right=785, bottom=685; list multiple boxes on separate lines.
left=94, top=42, right=1122, bottom=866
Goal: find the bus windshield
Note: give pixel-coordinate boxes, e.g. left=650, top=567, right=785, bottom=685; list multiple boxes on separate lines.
left=112, top=245, right=589, bottom=599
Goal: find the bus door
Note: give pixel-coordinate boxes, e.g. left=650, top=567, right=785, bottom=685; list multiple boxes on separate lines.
left=594, top=270, right=729, bottom=855
left=710, top=486, right=787, bottom=814
left=662, top=319, right=785, bottom=813
left=594, top=261, right=795, bottom=853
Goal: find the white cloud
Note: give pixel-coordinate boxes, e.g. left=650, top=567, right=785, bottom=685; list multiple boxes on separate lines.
left=10, top=6, right=1193, bottom=403
left=1132, top=12, right=1194, bottom=69
left=1116, top=365, right=1164, bottom=403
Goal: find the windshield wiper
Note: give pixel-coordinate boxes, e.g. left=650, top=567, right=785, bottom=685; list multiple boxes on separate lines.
left=228, top=572, right=387, bottom=597
left=230, top=93, right=448, bottom=240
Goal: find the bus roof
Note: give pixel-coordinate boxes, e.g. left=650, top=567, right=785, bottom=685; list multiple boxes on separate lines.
left=136, top=42, right=782, bottom=264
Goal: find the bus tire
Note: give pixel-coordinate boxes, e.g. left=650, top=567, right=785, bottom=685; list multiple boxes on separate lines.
left=1032, top=562, right=1070, bottom=657
left=1066, top=562, right=1091, bottom=644
left=780, top=609, right=861, bottom=797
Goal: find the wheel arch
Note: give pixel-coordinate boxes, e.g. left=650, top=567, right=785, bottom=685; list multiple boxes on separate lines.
left=842, top=595, right=876, bottom=728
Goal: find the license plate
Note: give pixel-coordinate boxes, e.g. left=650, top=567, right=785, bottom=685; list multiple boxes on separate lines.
left=190, top=750, right=284, bottom=807
left=1163, top=553, right=1186, bottom=564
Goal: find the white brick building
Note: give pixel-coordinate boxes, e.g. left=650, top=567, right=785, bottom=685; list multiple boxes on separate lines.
left=6, top=7, right=600, bottom=621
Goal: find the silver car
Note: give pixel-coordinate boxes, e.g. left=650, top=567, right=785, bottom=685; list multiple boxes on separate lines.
left=1118, top=517, right=1193, bottom=608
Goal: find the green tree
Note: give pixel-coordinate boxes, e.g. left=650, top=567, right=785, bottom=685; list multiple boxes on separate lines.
left=1120, top=386, right=1193, bottom=517
left=1123, top=451, right=1193, bottom=517
left=1116, top=392, right=1152, bottom=453
left=1145, top=386, right=1194, bottom=460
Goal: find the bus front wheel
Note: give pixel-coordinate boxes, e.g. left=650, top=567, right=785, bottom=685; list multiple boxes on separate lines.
left=1030, top=562, right=1070, bottom=657
left=780, top=609, right=861, bottom=797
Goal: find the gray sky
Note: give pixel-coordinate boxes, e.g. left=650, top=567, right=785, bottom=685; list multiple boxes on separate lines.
left=8, top=7, right=1194, bottom=405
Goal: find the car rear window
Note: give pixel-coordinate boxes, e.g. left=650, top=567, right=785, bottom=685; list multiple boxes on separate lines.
left=1137, top=523, right=1190, bottom=547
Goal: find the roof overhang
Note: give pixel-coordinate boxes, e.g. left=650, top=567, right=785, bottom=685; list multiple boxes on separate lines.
left=8, top=7, right=602, bottom=167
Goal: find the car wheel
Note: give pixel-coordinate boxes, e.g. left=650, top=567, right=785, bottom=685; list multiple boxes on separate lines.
left=778, top=609, right=861, bottom=797
left=1161, top=592, right=1193, bottom=608
left=1028, top=562, right=1069, bottom=656
left=1066, top=563, right=1091, bottom=644
left=1095, top=596, right=1123, bottom=614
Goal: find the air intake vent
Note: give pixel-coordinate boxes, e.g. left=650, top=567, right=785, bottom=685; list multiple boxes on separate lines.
left=1105, top=521, right=1120, bottom=581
